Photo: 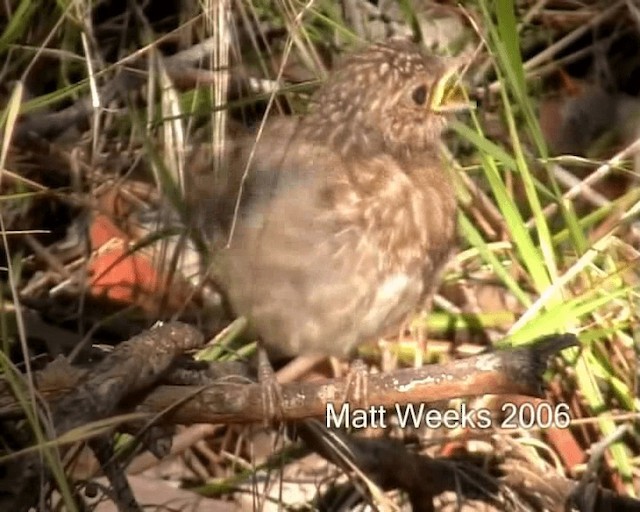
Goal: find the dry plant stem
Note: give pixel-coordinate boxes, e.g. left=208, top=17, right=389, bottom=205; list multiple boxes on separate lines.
left=135, top=334, right=577, bottom=425
left=127, top=424, right=219, bottom=475
left=474, top=2, right=624, bottom=90
left=531, top=37, right=617, bottom=83
left=522, top=2, right=624, bottom=72
left=527, top=135, right=640, bottom=229
left=13, top=69, right=143, bottom=143
left=550, top=163, right=610, bottom=208
left=296, top=419, right=501, bottom=512
left=0, top=333, right=576, bottom=426
left=24, top=235, right=73, bottom=278
left=275, top=354, right=326, bottom=384
left=50, top=322, right=204, bottom=434
left=297, top=421, right=640, bottom=512
left=89, top=436, right=143, bottom=512
left=500, top=436, right=640, bottom=512
left=459, top=170, right=506, bottom=237
left=12, top=36, right=228, bottom=145
left=570, top=424, right=631, bottom=509
left=0, top=322, right=203, bottom=512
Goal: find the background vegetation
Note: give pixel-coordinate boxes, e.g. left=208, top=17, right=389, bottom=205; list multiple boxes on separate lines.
left=0, top=0, right=638, bottom=510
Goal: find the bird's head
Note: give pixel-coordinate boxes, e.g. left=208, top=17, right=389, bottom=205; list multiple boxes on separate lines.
left=305, top=40, right=469, bottom=157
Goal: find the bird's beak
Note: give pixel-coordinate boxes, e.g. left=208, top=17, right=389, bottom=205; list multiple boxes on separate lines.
left=428, top=57, right=473, bottom=113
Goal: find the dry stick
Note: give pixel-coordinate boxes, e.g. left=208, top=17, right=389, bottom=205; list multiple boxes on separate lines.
left=500, top=436, right=640, bottom=512
left=135, top=333, right=577, bottom=425
left=89, top=436, right=143, bottom=512
left=530, top=33, right=619, bottom=83
left=50, top=322, right=204, bottom=434
left=127, top=424, right=219, bottom=475
left=24, top=235, right=73, bottom=278
left=570, top=424, right=631, bottom=510
left=524, top=3, right=624, bottom=72
left=0, top=329, right=576, bottom=510
left=294, top=419, right=474, bottom=512
left=1, top=335, right=576, bottom=425
left=474, top=1, right=624, bottom=90
left=296, top=420, right=640, bottom=511
left=549, top=163, right=611, bottom=209
left=1, top=322, right=204, bottom=512
left=275, top=354, right=326, bottom=384
left=12, top=31, right=234, bottom=145
left=526, top=136, right=640, bottom=229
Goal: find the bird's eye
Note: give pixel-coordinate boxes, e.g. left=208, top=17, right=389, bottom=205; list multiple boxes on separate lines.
left=411, top=84, right=428, bottom=105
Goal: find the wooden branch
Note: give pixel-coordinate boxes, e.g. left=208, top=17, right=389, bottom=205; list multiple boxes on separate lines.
left=0, top=331, right=576, bottom=426
left=0, top=321, right=204, bottom=512
left=0, top=327, right=582, bottom=510
left=295, top=419, right=640, bottom=512
left=135, top=333, right=577, bottom=425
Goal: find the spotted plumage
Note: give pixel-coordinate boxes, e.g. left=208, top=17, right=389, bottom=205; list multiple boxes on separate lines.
left=211, top=40, right=460, bottom=359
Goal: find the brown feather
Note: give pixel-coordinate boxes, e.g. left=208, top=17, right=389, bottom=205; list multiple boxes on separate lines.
left=210, top=40, right=459, bottom=358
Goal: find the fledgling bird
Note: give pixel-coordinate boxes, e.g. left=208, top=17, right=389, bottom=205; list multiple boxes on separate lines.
left=210, top=40, right=464, bottom=360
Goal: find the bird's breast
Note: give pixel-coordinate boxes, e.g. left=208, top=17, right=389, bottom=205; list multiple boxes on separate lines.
left=218, top=142, right=456, bottom=358
left=357, top=271, right=423, bottom=340
left=337, top=155, right=456, bottom=276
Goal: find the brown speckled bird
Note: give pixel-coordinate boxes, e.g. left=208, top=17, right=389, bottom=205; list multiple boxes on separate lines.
left=212, top=40, right=463, bottom=360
